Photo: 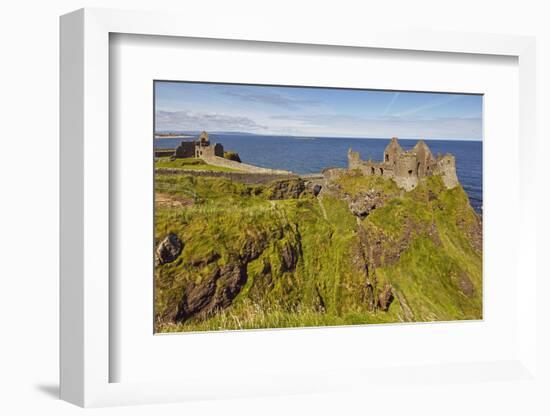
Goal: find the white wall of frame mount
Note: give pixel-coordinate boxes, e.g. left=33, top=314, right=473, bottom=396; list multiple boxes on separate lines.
left=56, top=5, right=542, bottom=411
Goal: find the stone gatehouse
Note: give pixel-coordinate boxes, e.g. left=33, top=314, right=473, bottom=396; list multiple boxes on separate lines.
left=173, top=131, right=224, bottom=160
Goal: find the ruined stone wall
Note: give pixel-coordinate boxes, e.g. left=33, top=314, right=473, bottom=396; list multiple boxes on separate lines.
left=156, top=168, right=296, bottom=184
left=322, top=167, right=347, bottom=182
left=174, top=141, right=195, bottom=158
left=155, top=149, right=176, bottom=158
left=213, top=143, right=224, bottom=157
left=414, top=144, right=433, bottom=177
left=348, top=150, right=362, bottom=170
left=201, top=155, right=292, bottom=174
left=433, top=154, right=459, bottom=189
left=347, top=139, right=459, bottom=191
left=195, top=142, right=225, bottom=158
left=347, top=150, right=394, bottom=178
left=384, top=137, right=403, bottom=165
left=394, top=153, right=418, bottom=178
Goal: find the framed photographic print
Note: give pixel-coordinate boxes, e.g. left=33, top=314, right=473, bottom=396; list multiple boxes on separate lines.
left=152, top=81, right=483, bottom=333
left=60, top=8, right=539, bottom=408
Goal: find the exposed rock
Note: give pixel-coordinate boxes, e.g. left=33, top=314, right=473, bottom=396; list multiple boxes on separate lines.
left=377, top=283, right=394, bottom=312
left=174, top=228, right=302, bottom=323
left=213, top=263, right=248, bottom=310
left=364, top=285, right=376, bottom=312
left=175, top=263, right=248, bottom=322
left=315, top=286, right=326, bottom=312
left=458, top=214, right=483, bottom=254
left=155, top=233, right=183, bottom=265
left=456, top=271, right=475, bottom=298
left=175, top=268, right=219, bottom=322
left=224, top=151, right=241, bottom=162
left=266, top=178, right=306, bottom=200
left=427, top=221, right=442, bottom=246
left=240, top=236, right=268, bottom=263
left=394, top=290, right=415, bottom=321
left=359, top=224, right=408, bottom=270
left=322, top=167, right=347, bottom=182
left=155, top=192, right=194, bottom=209
left=280, top=242, right=298, bottom=272
left=349, top=236, right=376, bottom=311
left=347, top=189, right=386, bottom=218
left=312, top=184, right=322, bottom=197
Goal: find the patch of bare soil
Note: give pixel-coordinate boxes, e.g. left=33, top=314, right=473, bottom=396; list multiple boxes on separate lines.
left=155, top=192, right=194, bottom=209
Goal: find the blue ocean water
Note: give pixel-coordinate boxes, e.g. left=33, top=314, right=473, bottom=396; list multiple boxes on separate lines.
left=155, top=134, right=483, bottom=213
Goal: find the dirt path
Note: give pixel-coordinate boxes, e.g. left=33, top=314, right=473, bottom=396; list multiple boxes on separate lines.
left=317, top=195, right=328, bottom=220
left=155, top=193, right=194, bottom=209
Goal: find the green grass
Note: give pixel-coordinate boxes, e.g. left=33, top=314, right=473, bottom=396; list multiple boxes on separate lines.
left=158, top=303, right=405, bottom=332
left=338, top=169, right=401, bottom=196
left=154, top=172, right=482, bottom=332
left=364, top=176, right=482, bottom=322
left=155, top=157, right=240, bottom=172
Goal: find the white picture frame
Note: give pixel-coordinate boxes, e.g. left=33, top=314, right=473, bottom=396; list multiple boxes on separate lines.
left=60, top=7, right=538, bottom=408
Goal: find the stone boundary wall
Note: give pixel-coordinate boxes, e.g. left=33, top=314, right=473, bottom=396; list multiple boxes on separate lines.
left=156, top=168, right=297, bottom=185
left=154, top=149, right=175, bottom=157
left=200, top=155, right=291, bottom=175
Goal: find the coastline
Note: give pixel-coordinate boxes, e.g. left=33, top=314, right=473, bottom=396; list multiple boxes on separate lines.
left=155, top=135, right=193, bottom=139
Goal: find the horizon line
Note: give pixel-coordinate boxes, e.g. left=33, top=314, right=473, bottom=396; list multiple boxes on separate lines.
left=154, top=131, right=482, bottom=142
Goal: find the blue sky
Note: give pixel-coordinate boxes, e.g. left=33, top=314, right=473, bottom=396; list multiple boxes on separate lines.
left=155, top=81, right=482, bottom=140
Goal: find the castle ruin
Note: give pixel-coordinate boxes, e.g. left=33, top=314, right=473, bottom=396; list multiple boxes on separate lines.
left=173, top=131, right=225, bottom=160
left=348, top=137, right=458, bottom=190
left=170, top=131, right=291, bottom=175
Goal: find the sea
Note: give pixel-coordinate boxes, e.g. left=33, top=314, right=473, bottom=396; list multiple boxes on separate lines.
left=155, top=134, right=483, bottom=213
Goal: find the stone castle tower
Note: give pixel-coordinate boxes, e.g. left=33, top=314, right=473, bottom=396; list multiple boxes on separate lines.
left=348, top=137, right=458, bottom=190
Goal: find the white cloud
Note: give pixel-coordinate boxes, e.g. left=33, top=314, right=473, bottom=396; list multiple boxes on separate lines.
left=269, top=113, right=482, bottom=139
left=221, top=90, right=321, bottom=109
left=382, top=92, right=400, bottom=116
left=156, top=110, right=267, bottom=132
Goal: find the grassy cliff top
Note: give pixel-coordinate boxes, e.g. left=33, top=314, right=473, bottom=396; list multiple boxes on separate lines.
left=155, top=157, right=240, bottom=172
left=154, top=170, right=482, bottom=332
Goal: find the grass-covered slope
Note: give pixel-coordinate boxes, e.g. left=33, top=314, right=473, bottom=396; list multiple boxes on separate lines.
left=155, top=157, right=239, bottom=172
left=154, top=170, right=482, bottom=332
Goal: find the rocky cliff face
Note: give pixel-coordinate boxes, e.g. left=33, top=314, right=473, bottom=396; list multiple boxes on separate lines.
left=154, top=169, right=482, bottom=332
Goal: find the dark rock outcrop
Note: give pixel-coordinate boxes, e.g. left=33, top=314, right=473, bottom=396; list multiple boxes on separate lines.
left=266, top=178, right=306, bottom=200
left=280, top=242, right=299, bottom=272
left=175, top=263, right=248, bottom=322
left=172, top=226, right=303, bottom=323
left=315, top=286, right=326, bottom=312
left=347, top=189, right=386, bottom=218
left=155, top=233, right=183, bottom=265
left=224, top=151, right=241, bottom=162
left=377, top=283, right=394, bottom=311
left=349, top=236, right=376, bottom=311
left=175, top=268, right=219, bottom=322
left=312, top=184, right=322, bottom=197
